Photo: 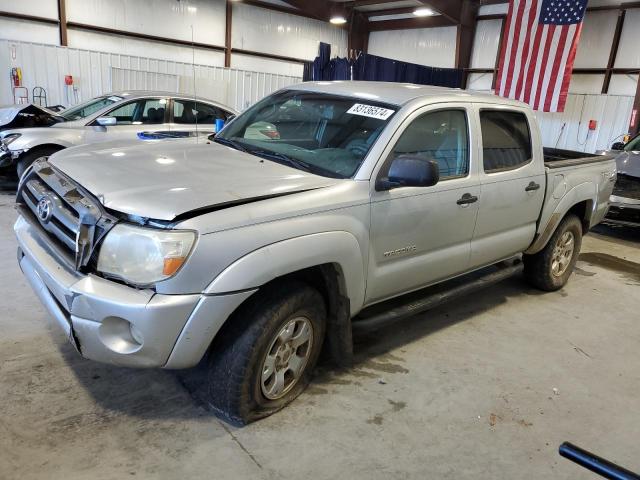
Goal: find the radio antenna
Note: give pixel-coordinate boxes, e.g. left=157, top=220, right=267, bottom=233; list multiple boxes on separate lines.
left=191, top=24, right=199, bottom=143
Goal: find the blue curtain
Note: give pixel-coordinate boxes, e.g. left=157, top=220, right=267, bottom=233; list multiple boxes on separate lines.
left=305, top=46, right=463, bottom=88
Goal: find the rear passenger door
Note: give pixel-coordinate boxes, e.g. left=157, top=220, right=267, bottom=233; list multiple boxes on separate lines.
left=366, top=105, right=481, bottom=304
left=469, top=107, right=545, bottom=268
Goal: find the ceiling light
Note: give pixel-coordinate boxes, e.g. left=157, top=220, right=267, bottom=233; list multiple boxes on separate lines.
left=413, top=8, right=435, bottom=17
left=330, top=15, right=347, bottom=24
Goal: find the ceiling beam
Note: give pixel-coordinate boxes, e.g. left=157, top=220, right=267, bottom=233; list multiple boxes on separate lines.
left=279, top=0, right=333, bottom=21
left=418, top=0, right=461, bottom=24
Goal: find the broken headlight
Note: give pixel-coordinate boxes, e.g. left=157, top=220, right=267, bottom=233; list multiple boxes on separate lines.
left=96, top=224, right=196, bottom=286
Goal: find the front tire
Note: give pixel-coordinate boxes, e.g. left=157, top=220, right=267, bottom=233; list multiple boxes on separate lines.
left=524, top=214, right=583, bottom=291
left=16, top=146, right=62, bottom=178
left=206, top=281, right=326, bottom=425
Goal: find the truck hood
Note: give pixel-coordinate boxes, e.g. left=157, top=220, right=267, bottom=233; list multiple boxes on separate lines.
left=0, top=104, right=61, bottom=130
left=49, top=140, right=339, bottom=221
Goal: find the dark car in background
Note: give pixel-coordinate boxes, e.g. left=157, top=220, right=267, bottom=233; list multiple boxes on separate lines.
left=601, top=134, right=640, bottom=227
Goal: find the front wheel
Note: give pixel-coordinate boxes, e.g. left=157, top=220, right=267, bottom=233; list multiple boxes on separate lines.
left=206, top=281, right=326, bottom=425
left=524, top=214, right=583, bottom=291
left=16, top=146, right=63, bottom=178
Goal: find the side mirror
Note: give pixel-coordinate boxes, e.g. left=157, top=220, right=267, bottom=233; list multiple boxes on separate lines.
left=95, top=116, right=117, bottom=126
left=611, top=142, right=625, bottom=151
left=376, top=155, right=440, bottom=191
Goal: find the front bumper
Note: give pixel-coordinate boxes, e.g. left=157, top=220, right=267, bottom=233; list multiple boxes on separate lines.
left=605, top=195, right=640, bottom=227
left=0, top=142, right=12, bottom=168
left=15, top=215, right=256, bottom=369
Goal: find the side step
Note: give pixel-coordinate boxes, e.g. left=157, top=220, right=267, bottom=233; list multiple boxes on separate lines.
left=352, top=260, right=524, bottom=334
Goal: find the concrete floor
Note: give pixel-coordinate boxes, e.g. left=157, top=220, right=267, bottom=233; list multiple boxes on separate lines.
left=1, top=188, right=639, bottom=480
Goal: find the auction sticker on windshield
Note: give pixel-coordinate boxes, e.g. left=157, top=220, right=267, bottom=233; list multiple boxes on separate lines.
left=347, top=104, right=395, bottom=120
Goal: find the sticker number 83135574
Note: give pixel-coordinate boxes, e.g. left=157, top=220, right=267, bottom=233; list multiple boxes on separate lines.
left=346, top=103, right=395, bottom=120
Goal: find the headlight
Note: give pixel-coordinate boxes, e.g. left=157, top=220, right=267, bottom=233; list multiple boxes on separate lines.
left=2, top=133, right=21, bottom=145
left=97, top=224, right=196, bottom=285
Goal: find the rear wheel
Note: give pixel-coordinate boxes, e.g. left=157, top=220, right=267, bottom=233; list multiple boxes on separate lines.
left=524, top=214, right=583, bottom=291
left=206, top=281, right=326, bottom=425
left=16, top=146, right=62, bottom=178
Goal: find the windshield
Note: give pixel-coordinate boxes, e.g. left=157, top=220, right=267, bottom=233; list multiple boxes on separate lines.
left=59, top=95, right=124, bottom=121
left=215, top=90, right=397, bottom=178
left=624, top=134, right=640, bottom=152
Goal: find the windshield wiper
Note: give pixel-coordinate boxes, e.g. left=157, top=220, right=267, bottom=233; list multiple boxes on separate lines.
left=248, top=149, right=314, bottom=173
left=213, top=136, right=249, bottom=153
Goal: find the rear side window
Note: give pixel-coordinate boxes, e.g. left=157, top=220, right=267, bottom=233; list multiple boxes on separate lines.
left=480, top=110, right=532, bottom=173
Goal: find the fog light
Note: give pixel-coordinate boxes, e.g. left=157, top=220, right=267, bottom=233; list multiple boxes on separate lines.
left=130, top=324, right=144, bottom=344
left=98, top=317, right=143, bottom=354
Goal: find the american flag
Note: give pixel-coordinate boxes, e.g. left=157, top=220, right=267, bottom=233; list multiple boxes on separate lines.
left=494, top=0, right=588, bottom=112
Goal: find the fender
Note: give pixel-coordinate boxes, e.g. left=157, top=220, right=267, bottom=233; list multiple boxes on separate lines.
left=205, top=231, right=366, bottom=316
left=526, top=182, right=595, bottom=254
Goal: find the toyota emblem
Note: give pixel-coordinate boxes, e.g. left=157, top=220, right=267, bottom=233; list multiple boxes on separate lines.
left=36, top=196, right=53, bottom=223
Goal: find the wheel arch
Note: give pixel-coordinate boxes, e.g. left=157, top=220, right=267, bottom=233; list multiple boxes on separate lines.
left=526, top=183, right=596, bottom=254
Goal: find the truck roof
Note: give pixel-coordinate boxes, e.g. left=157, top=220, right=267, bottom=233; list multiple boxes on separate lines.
left=288, top=81, right=529, bottom=109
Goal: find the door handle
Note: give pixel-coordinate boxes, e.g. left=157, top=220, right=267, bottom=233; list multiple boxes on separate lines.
left=456, top=193, right=478, bottom=205
left=525, top=181, right=541, bottom=191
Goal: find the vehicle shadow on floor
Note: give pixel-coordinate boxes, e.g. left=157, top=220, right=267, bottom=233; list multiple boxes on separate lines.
left=56, top=274, right=538, bottom=421
left=591, top=223, right=639, bottom=244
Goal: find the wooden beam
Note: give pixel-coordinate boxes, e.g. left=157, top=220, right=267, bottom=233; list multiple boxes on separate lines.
left=631, top=78, right=640, bottom=136
left=419, top=0, right=461, bottom=24
left=0, top=10, right=59, bottom=25
left=57, top=0, right=67, bottom=46
left=602, top=9, right=625, bottom=94
left=455, top=0, right=479, bottom=87
left=225, top=0, right=232, bottom=68
left=348, top=10, right=369, bottom=56
left=367, top=15, right=455, bottom=31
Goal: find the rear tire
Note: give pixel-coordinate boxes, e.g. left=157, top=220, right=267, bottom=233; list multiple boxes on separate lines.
left=524, top=214, right=583, bottom=291
left=206, top=280, right=326, bottom=425
left=16, top=146, right=62, bottom=178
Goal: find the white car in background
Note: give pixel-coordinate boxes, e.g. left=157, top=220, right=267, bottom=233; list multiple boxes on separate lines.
left=0, top=91, right=237, bottom=176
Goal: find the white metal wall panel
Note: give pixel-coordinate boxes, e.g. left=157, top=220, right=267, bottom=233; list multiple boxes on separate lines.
left=231, top=54, right=304, bottom=78
left=111, top=67, right=179, bottom=92
left=0, top=18, right=60, bottom=45
left=608, top=74, right=639, bottom=96
left=0, top=39, right=300, bottom=113
left=66, top=0, right=226, bottom=47
left=573, top=11, right=618, bottom=69
left=0, top=0, right=58, bottom=20
left=614, top=9, right=640, bottom=68
left=478, top=4, right=508, bottom=15
left=66, top=29, right=226, bottom=67
left=568, top=74, right=606, bottom=94
left=468, top=72, right=493, bottom=91
left=231, top=3, right=347, bottom=60
left=536, top=94, right=634, bottom=153
left=368, top=27, right=457, bottom=68
left=470, top=19, right=502, bottom=69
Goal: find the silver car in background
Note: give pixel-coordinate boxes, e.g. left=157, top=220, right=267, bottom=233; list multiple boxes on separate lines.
left=0, top=91, right=237, bottom=176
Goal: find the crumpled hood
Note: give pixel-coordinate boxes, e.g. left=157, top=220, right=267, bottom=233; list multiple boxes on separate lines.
left=49, top=140, right=339, bottom=221
left=0, top=103, right=59, bottom=129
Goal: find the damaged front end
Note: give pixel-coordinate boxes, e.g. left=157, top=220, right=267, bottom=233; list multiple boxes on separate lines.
left=0, top=104, right=62, bottom=132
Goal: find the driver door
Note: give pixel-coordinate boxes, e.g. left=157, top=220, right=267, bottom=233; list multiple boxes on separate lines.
left=366, top=105, right=480, bottom=304
left=84, top=97, right=169, bottom=143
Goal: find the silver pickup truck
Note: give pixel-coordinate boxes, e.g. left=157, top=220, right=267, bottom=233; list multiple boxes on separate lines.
left=14, top=82, right=616, bottom=424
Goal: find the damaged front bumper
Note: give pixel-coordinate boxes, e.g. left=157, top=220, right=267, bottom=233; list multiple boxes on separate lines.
left=15, top=214, right=255, bottom=368
left=606, top=195, right=640, bottom=227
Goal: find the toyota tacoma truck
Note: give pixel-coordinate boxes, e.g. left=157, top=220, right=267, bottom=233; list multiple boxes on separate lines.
left=14, top=82, right=616, bottom=424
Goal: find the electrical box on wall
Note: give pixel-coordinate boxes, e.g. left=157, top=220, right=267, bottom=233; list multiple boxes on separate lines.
left=588, top=120, right=597, bottom=131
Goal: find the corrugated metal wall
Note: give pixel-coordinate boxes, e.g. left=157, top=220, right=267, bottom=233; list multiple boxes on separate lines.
left=0, top=39, right=301, bottom=112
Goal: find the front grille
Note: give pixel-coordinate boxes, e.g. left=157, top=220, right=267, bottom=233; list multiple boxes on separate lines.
left=613, top=174, right=640, bottom=200
left=16, top=159, right=117, bottom=270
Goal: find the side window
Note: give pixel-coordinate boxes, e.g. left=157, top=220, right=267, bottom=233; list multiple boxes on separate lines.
left=106, top=98, right=165, bottom=125
left=173, top=99, right=229, bottom=124
left=392, top=109, right=469, bottom=180
left=480, top=110, right=532, bottom=173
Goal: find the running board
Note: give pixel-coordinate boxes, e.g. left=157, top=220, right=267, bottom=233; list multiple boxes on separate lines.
left=352, top=261, right=524, bottom=334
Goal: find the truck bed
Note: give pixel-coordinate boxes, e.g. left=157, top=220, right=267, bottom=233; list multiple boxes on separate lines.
left=543, top=147, right=610, bottom=169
